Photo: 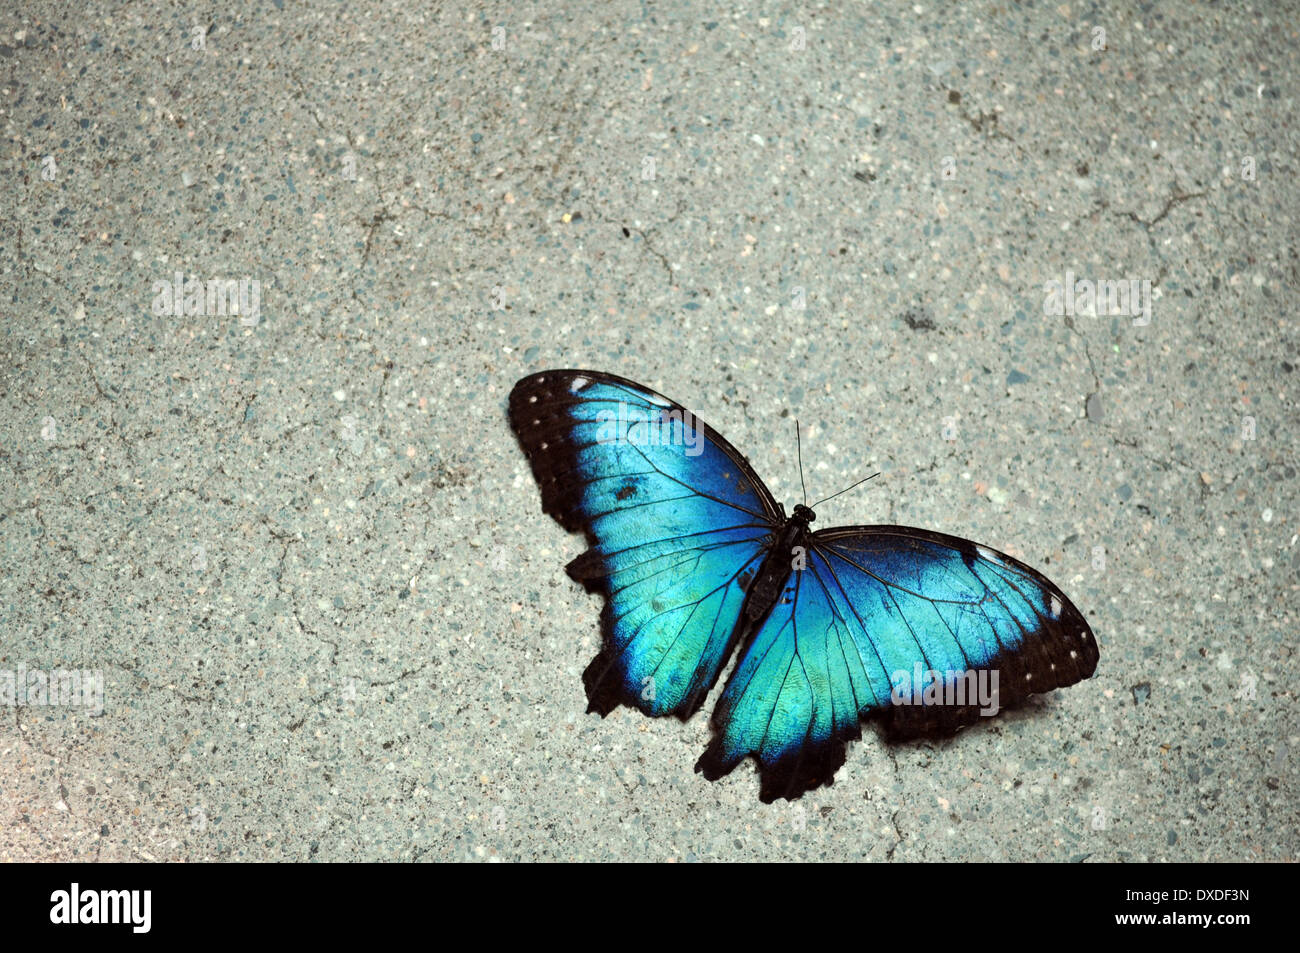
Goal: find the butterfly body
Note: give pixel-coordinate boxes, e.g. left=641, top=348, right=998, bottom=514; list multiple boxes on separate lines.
left=509, top=369, right=1099, bottom=802
left=741, top=503, right=813, bottom=624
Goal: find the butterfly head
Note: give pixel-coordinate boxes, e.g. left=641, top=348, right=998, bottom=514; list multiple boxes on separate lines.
left=791, top=503, right=816, bottom=524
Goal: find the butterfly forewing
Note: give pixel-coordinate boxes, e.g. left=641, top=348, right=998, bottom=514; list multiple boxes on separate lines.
left=508, top=370, right=782, bottom=718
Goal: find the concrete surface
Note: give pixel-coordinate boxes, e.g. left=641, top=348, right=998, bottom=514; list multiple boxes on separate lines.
left=1, top=0, right=1296, bottom=861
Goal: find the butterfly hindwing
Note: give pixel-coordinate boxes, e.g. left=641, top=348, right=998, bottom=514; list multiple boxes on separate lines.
left=508, top=370, right=782, bottom=718
left=696, top=552, right=863, bottom=802
left=698, top=526, right=1098, bottom=801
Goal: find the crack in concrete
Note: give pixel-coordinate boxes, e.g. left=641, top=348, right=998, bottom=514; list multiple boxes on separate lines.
left=264, top=518, right=340, bottom=671
left=405, top=201, right=494, bottom=240
left=1112, top=182, right=1208, bottom=230
left=369, top=661, right=432, bottom=688
left=887, top=808, right=905, bottom=861
left=1089, top=181, right=1210, bottom=289
left=1110, top=435, right=1197, bottom=475
left=626, top=224, right=673, bottom=286
left=1063, top=315, right=1103, bottom=421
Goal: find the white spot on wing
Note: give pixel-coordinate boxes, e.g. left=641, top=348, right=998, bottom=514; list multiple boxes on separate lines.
left=1050, top=595, right=1062, bottom=618
left=570, top=376, right=590, bottom=392
left=976, top=545, right=1002, bottom=564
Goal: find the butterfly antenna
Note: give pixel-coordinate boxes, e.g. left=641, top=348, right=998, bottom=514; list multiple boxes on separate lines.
left=811, top=471, right=881, bottom=509
left=796, top=420, right=808, bottom=507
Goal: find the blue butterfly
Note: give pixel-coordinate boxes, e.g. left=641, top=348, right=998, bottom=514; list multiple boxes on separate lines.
left=509, top=370, right=1099, bottom=802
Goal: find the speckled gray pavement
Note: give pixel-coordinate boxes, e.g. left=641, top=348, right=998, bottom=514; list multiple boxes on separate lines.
left=2, top=1, right=1296, bottom=862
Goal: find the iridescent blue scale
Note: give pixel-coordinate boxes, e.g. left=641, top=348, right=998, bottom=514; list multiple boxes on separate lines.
left=509, top=370, right=1099, bottom=802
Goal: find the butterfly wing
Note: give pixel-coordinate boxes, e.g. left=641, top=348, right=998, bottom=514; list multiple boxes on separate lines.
left=508, top=370, right=783, bottom=718
left=697, top=525, right=1098, bottom=801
